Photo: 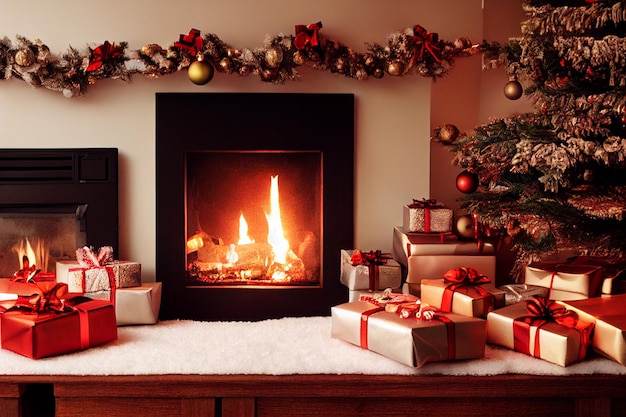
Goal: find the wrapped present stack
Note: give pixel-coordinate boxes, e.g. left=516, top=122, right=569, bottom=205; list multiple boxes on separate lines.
left=56, top=246, right=161, bottom=326
left=0, top=280, right=117, bottom=359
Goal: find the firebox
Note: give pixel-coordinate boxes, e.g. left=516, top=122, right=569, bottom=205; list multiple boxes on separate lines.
left=0, top=149, right=118, bottom=279
left=156, top=93, right=354, bottom=321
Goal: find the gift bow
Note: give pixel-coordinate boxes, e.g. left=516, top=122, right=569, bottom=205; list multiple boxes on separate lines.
left=173, top=28, right=204, bottom=57
left=408, top=198, right=443, bottom=209
left=351, top=249, right=393, bottom=291
left=76, top=246, right=114, bottom=268
left=444, top=267, right=490, bottom=285
left=294, top=21, right=323, bottom=52
left=412, top=25, right=441, bottom=63
left=441, top=267, right=493, bottom=316
left=7, top=282, right=70, bottom=315
left=514, top=296, right=593, bottom=361
left=86, top=41, right=124, bottom=72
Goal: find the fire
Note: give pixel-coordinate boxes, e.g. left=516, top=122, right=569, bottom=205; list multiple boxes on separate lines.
left=266, top=175, right=290, bottom=266
left=13, top=237, right=49, bottom=278
left=237, top=213, right=254, bottom=245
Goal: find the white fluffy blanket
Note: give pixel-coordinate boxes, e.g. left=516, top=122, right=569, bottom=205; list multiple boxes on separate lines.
left=0, top=317, right=624, bottom=376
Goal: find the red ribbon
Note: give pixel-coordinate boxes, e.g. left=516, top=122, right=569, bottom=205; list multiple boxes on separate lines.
left=86, top=41, right=124, bottom=72
left=408, top=199, right=444, bottom=233
left=75, top=246, right=117, bottom=304
left=359, top=306, right=384, bottom=349
left=441, top=267, right=493, bottom=315
left=293, top=21, right=323, bottom=52
left=173, top=28, right=204, bottom=57
left=5, top=282, right=69, bottom=315
left=513, top=296, right=593, bottom=361
left=412, top=25, right=441, bottom=63
left=350, top=249, right=393, bottom=291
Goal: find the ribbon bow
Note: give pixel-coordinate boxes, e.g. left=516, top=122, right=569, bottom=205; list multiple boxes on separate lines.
left=8, top=282, right=69, bottom=315
left=444, top=267, right=490, bottom=285
left=521, top=296, right=578, bottom=328
left=412, top=25, right=441, bottom=63
left=86, top=41, right=124, bottom=72
left=76, top=246, right=114, bottom=268
left=441, top=267, right=493, bottom=316
left=408, top=198, right=443, bottom=209
left=173, top=28, right=204, bottom=57
left=350, top=249, right=393, bottom=291
left=294, top=21, right=323, bottom=52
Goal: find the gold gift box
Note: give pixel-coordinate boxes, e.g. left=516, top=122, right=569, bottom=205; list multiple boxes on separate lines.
left=87, top=282, right=162, bottom=326
left=420, top=278, right=505, bottom=318
left=331, top=300, right=486, bottom=368
left=56, top=260, right=142, bottom=293
left=558, top=295, right=626, bottom=366
left=340, top=250, right=402, bottom=291
left=402, top=204, right=453, bottom=233
left=524, top=262, right=605, bottom=299
left=406, top=255, right=496, bottom=287
left=486, top=302, right=592, bottom=367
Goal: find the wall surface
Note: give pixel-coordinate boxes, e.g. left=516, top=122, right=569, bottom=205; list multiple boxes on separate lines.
left=1, top=0, right=484, bottom=281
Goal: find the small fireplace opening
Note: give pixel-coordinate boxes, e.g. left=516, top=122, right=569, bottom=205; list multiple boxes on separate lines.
left=0, top=149, right=118, bottom=279
left=157, top=93, right=354, bottom=321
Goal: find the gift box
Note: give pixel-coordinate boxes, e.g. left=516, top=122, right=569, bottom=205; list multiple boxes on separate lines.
left=486, top=297, right=594, bottom=367
left=348, top=287, right=402, bottom=303
left=524, top=262, right=605, bottom=299
left=88, top=282, right=162, bottom=326
left=331, top=300, right=486, bottom=367
left=405, top=254, right=496, bottom=290
left=340, top=250, right=402, bottom=291
left=0, top=291, right=117, bottom=359
left=567, top=256, right=626, bottom=295
left=499, top=284, right=550, bottom=306
left=392, top=226, right=495, bottom=268
left=56, top=260, right=141, bottom=293
left=420, top=268, right=505, bottom=319
left=403, top=199, right=453, bottom=233
left=557, top=294, right=626, bottom=366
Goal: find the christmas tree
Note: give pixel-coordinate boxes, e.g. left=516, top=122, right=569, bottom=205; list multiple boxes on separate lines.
left=434, top=0, right=626, bottom=279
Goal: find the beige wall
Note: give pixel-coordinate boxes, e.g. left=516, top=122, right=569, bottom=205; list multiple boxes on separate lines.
left=2, top=0, right=491, bottom=281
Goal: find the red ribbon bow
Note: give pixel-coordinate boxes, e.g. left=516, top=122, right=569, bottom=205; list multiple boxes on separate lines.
left=412, top=25, right=441, bottom=63
left=408, top=198, right=443, bottom=209
left=513, top=296, right=593, bottom=361
left=441, top=267, right=493, bottom=316
left=86, top=41, right=124, bottom=72
left=444, top=267, right=490, bottom=285
left=293, top=21, right=323, bottom=52
left=350, top=249, right=393, bottom=291
left=9, top=282, right=69, bottom=315
left=76, top=246, right=114, bottom=268
left=173, top=28, right=204, bottom=57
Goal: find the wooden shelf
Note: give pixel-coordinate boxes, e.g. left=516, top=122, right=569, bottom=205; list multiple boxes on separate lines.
left=1, top=373, right=625, bottom=417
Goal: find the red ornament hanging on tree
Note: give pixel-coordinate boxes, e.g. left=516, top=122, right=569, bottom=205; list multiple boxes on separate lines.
left=456, top=170, right=479, bottom=193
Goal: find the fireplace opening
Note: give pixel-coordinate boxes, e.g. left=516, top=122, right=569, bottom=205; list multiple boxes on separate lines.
left=0, top=148, right=118, bottom=279
left=157, top=93, right=354, bottom=321
left=186, top=150, right=322, bottom=287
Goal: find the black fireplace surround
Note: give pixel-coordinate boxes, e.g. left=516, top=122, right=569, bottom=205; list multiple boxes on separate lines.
left=0, top=148, right=119, bottom=269
left=156, top=93, right=354, bottom=321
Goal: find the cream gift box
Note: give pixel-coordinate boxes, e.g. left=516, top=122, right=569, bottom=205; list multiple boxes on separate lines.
left=340, top=250, right=402, bottom=291
left=402, top=199, right=453, bottom=233
left=405, top=254, right=496, bottom=288
left=87, top=282, right=162, bottom=326
left=557, top=295, right=626, bottom=366
left=420, top=276, right=505, bottom=319
left=331, top=300, right=486, bottom=368
left=524, top=262, right=605, bottom=299
left=56, top=260, right=142, bottom=293
left=486, top=298, right=594, bottom=367
left=392, top=226, right=494, bottom=267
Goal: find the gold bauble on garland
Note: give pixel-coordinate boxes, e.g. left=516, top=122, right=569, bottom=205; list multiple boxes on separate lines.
left=265, top=47, right=283, bottom=68
left=188, top=59, right=214, bottom=85
left=15, top=48, right=35, bottom=67
left=387, top=60, right=404, bottom=76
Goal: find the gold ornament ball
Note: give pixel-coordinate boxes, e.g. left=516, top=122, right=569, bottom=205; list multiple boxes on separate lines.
left=372, top=67, right=384, bottom=79
left=265, top=47, right=283, bottom=68
left=188, top=60, right=215, bottom=85
left=455, top=215, right=475, bottom=240
left=436, top=124, right=460, bottom=144
left=293, top=51, right=306, bottom=66
left=15, top=48, right=35, bottom=67
left=219, top=58, right=233, bottom=74
left=387, top=60, right=404, bottom=76
left=504, top=79, right=523, bottom=100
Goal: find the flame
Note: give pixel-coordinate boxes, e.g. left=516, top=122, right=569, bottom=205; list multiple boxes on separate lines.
left=14, top=238, right=48, bottom=271
left=266, top=175, right=290, bottom=267
left=226, top=243, right=239, bottom=264
left=237, top=213, right=254, bottom=245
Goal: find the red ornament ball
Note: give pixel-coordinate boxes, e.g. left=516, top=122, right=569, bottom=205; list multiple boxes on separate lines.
left=456, top=170, right=479, bottom=194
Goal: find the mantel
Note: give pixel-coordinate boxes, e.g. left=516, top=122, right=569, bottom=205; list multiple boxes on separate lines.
left=0, top=317, right=625, bottom=416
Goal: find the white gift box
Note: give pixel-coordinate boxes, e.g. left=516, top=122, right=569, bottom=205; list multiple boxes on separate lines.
left=88, top=282, right=162, bottom=326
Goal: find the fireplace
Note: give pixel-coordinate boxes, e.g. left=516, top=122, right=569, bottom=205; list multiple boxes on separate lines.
left=156, top=93, right=354, bottom=321
left=0, top=148, right=118, bottom=279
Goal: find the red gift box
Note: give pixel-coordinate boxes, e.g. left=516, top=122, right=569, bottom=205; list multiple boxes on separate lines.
left=0, top=285, right=117, bottom=359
